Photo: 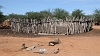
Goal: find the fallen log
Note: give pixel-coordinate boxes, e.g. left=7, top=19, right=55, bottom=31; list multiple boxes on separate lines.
left=49, top=38, right=60, bottom=46
left=26, top=46, right=35, bottom=51
left=21, top=43, right=28, bottom=49
left=34, top=48, right=46, bottom=54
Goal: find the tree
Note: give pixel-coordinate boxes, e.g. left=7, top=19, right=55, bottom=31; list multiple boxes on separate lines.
left=53, top=8, right=69, bottom=20
left=93, top=9, right=100, bottom=22
left=0, top=12, right=5, bottom=23
left=71, top=9, right=85, bottom=19
left=26, top=11, right=43, bottom=20
left=0, top=5, right=3, bottom=20
left=0, top=5, right=6, bottom=23
left=8, top=13, right=27, bottom=19
left=40, top=9, right=52, bottom=19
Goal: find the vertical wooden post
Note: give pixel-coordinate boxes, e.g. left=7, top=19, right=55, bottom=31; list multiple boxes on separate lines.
left=66, top=17, right=69, bottom=35
left=54, top=20, right=56, bottom=34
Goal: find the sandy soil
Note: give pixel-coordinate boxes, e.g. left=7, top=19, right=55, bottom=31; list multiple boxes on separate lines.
left=0, top=25, right=100, bottom=56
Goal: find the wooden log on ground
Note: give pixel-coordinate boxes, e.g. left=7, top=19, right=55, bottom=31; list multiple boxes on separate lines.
left=26, top=46, right=35, bottom=51
left=34, top=48, right=46, bottom=54
left=21, top=43, right=28, bottom=49
left=49, top=38, right=60, bottom=46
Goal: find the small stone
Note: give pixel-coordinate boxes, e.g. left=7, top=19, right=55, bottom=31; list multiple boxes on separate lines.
left=54, top=48, right=59, bottom=54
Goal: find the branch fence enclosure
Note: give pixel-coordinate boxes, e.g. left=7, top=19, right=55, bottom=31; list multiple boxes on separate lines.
left=10, top=17, right=93, bottom=35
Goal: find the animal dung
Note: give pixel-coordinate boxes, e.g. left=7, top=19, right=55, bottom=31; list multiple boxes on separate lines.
left=26, top=46, right=35, bottom=51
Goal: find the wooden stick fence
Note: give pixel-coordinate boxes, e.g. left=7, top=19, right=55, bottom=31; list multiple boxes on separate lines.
left=10, top=17, right=93, bottom=35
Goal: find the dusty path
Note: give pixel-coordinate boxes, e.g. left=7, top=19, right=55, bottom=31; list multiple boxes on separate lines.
left=0, top=26, right=100, bottom=56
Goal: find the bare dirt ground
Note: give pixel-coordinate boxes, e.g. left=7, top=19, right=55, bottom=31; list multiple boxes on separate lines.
left=0, top=25, right=100, bottom=56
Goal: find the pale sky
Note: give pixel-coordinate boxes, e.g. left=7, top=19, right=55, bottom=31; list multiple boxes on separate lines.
left=0, top=0, right=100, bottom=15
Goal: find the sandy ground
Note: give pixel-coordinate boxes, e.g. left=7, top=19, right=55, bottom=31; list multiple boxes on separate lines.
left=0, top=25, right=100, bottom=56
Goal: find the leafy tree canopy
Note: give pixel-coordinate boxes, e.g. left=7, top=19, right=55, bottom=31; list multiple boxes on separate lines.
left=53, top=8, right=69, bottom=20
left=71, top=9, right=85, bottom=19
left=93, top=9, right=100, bottom=22
left=8, top=13, right=27, bottom=19
left=40, top=9, right=52, bottom=19
left=26, top=11, right=43, bottom=20
left=0, top=5, right=6, bottom=23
